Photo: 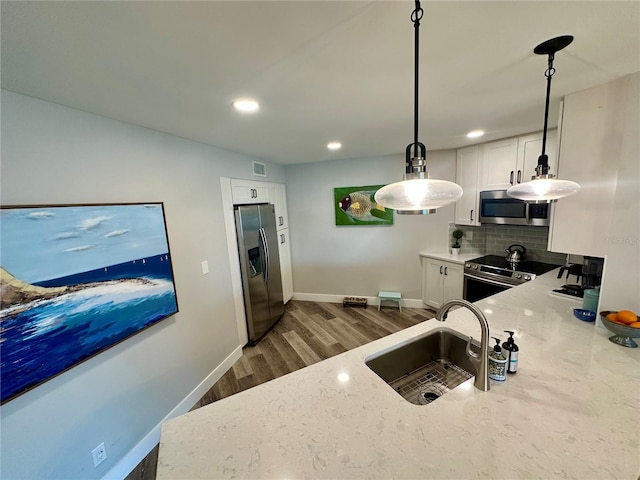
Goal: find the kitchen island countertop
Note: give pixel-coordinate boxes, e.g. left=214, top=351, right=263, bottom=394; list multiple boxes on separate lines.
left=158, top=269, right=640, bottom=479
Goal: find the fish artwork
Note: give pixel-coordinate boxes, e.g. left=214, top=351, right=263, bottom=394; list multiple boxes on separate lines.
left=337, top=190, right=390, bottom=223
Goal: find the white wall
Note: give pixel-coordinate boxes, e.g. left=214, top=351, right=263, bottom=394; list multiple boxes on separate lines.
left=598, top=73, right=640, bottom=314
left=0, top=90, right=284, bottom=479
left=285, top=151, right=456, bottom=301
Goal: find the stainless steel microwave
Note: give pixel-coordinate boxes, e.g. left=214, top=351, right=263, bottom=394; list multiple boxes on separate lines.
left=479, top=190, right=551, bottom=226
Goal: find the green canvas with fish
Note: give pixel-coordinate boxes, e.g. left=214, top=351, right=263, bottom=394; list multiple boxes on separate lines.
left=334, top=185, right=394, bottom=226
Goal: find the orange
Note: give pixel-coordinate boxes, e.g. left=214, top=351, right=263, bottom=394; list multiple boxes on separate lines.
left=605, top=313, right=618, bottom=322
left=628, top=322, right=640, bottom=329
left=617, top=310, right=638, bottom=325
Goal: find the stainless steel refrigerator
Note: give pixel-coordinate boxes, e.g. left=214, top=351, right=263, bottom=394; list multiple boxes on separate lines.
left=235, top=204, right=285, bottom=345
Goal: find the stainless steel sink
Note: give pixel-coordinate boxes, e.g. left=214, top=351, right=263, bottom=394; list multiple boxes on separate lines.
left=365, top=327, right=479, bottom=405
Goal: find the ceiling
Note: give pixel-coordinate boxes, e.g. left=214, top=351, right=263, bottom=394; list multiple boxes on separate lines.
left=2, top=1, right=639, bottom=165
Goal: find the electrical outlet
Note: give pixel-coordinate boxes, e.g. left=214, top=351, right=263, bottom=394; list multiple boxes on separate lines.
left=92, top=442, right=107, bottom=467
left=201, top=260, right=209, bottom=275
left=466, top=231, right=474, bottom=241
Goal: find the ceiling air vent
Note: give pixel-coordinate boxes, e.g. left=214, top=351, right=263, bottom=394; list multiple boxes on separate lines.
left=252, top=161, right=266, bottom=177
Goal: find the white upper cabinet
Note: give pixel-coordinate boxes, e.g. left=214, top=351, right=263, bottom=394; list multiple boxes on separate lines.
left=480, top=131, right=557, bottom=191
left=268, top=183, right=288, bottom=231
left=230, top=180, right=288, bottom=232
left=455, top=145, right=481, bottom=226
left=230, top=178, right=270, bottom=205
left=481, top=137, right=519, bottom=190
left=517, top=131, right=557, bottom=183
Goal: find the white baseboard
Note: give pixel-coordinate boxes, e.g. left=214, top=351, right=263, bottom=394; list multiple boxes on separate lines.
left=106, top=290, right=427, bottom=479
left=104, top=345, right=243, bottom=480
left=292, top=292, right=425, bottom=309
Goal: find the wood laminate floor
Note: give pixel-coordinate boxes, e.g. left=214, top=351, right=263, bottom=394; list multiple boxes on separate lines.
left=125, top=300, right=435, bottom=480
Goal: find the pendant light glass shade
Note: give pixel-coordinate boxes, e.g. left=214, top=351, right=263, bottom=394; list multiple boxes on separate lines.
left=375, top=1, right=463, bottom=215
left=375, top=177, right=463, bottom=212
left=506, top=176, right=580, bottom=202
left=507, top=35, right=580, bottom=203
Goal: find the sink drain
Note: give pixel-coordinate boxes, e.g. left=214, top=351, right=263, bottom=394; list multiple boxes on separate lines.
left=389, top=359, right=473, bottom=405
left=417, top=391, right=441, bottom=405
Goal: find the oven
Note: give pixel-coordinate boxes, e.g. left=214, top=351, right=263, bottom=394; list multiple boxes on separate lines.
left=463, top=272, right=515, bottom=302
left=462, top=255, right=559, bottom=302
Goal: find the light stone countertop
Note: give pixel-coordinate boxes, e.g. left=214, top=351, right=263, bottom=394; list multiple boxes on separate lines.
left=418, top=251, right=480, bottom=264
left=158, top=270, right=640, bottom=479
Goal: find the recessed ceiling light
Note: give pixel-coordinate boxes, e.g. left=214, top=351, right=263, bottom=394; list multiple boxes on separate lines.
left=467, top=130, right=485, bottom=139
left=233, top=98, right=259, bottom=113
left=327, top=142, right=341, bottom=151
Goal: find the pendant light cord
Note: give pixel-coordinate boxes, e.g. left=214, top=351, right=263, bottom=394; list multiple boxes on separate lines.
left=411, top=1, right=423, bottom=158
left=379, top=0, right=463, bottom=213
left=541, top=53, right=555, bottom=158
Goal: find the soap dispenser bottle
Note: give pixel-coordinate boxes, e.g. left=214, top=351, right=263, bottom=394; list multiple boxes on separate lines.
left=502, top=331, right=519, bottom=374
left=488, top=337, right=507, bottom=381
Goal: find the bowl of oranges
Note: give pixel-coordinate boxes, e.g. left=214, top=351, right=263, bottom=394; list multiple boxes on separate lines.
left=599, top=310, right=640, bottom=348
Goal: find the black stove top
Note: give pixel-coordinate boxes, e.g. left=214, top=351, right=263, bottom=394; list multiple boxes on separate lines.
left=468, top=255, right=559, bottom=276
left=464, top=255, right=560, bottom=286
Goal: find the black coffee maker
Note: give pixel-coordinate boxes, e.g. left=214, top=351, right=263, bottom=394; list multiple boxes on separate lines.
left=554, top=256, right=604, bottom=298
left=557, top=263, right=582, bottom=281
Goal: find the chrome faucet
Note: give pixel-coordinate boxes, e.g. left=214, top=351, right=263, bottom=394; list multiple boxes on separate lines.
left=435, top=299, right=490, bottom=391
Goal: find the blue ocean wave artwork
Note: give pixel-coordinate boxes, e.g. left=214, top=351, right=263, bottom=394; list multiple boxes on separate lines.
left=0, top=204, right=179, bottom=403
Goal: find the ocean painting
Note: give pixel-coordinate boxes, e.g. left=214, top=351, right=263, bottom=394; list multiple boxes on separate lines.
left=0, top=203, right=179, bottom=404
left=334, top=185, right=394, bottom=226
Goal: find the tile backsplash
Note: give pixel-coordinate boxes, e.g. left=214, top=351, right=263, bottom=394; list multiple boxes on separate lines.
left=449, top=223, right=566, bottom=265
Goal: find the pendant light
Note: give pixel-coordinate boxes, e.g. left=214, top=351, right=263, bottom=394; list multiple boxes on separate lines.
left=507, top=35, right=580, bottom=203
left=374, top=1, right=462, bottom=215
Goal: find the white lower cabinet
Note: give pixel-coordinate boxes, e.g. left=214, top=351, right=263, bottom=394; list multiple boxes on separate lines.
left=277, top=228, right=294, bottom=303
left=421, top=258, right=463, bottom=309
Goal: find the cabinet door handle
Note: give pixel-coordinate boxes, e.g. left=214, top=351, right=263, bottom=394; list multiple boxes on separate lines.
left=279, top=216, right=284, bottom=226
left=440, top=266, right=443, bottom=275
left=444, top=267, right=448, bottom=275
left=509, top=170, right=514, bottom=185
left=470, top=209, right=474, bottom=222
left=517, top=170, right=522, bottom=183
left=280, top=234, right=285, bottom=244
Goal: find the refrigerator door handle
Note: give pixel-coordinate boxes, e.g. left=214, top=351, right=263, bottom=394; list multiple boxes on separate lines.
left=259, top=227, right=269, bottom=281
